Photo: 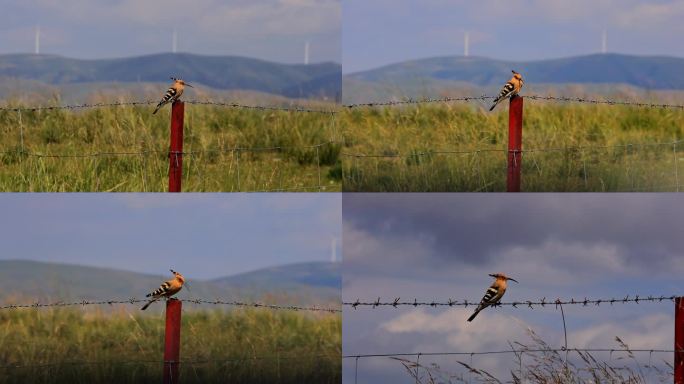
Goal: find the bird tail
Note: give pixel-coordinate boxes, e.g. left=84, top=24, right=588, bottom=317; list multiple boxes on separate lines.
left=152, top=105, right=161, bottom=115
left=489, top=99, right=500, bottom=111
left=141, top=298, right=157, bottom=310
left=467, top=307, right=482, bottom=322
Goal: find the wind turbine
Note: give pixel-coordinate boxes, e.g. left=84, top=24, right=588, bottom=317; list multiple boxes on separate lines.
left=35, top=25, right=40, bottom=55
left=601, top=29, right=607, bottom=54
left=304, top=41, right=310, bottom=65
left=172, top=29, right=178, bottom=53
left=464, top=31, right=470, bottom=57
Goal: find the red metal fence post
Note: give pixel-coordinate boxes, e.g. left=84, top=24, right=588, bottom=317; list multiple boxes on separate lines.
left=507, top=96, right=523, bottom=192
left=163, top=298, right=182, bottom=384
left=168, top=101, right=184, bottom=192
left=676, top=297, right=684, bottom=383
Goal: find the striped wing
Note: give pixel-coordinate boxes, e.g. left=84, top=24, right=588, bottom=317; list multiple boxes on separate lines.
left=494, top=82, right=516, bottom=103
left=480, top=286, right=500, bottom=305
left=147, top=281, right=172, bottom=298
left=156, top=87, right=179, bottom=107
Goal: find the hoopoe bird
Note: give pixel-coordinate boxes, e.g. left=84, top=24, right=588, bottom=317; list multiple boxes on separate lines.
left=467, top=273, right=518, bottom=322
left=141, top=269, right=185, bottom=310
left=152, top=77, right=193, bottom=114
left=489, top=70, right=524, bottom=111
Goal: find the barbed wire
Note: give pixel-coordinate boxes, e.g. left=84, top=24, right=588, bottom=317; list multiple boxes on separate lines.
left=344, top=96, right=493, bottom=108
left=0, top=298, right=341, bottom=313
left=343, top=295, right=678, bottom=309
left=0, top=100, right=338, bottom=113
left=184, top=100, right=337, bottom=114
left=4, top=94, right=682, bottom=113
left=527, top=95, right=684, bottom=109
left=0, top=101, right=156, bottom=112
left=0, top=354, right=338, bottom=370
left=3, top=139, right=677, bottom=159
left=340, top=139, right=682, bottom=158
left=347, top=347, right=677, bottom=383
left=342, top=138, right=681, bottom=191
left=0, top=140, right=339, bottom=159
left=0, top=140, right=340, bottom=192
left=343, top=348, right=678, bottom=359
left=343, top=95, right=684, bottom=109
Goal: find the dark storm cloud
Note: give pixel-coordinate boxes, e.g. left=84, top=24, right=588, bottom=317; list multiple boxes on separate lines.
left=343, top=193, right=684, bottom=270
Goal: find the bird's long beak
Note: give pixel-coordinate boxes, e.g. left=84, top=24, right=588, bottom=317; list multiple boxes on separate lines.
left=507, top=277, right=519, bottom=283
left=186, top=83, right=193, bottom=88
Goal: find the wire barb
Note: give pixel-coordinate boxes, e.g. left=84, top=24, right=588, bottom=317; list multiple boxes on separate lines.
left=342, top=295, right=677, bottom=309
left=342, top=94, right=684, bottom=110
left=0, top=298, right=341, bottom=313
left=0, top=100, right=338, bottom=113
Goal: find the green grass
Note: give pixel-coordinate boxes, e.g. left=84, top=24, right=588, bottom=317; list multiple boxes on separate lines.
left=0, top=306, right=341, bottom=384
left=340, top=102, right=684, bottom=191
left=0, top=103, right=341, bottom=192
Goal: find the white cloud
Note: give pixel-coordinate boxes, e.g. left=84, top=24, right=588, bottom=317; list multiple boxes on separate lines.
left=495, top=240, right=629, bottom=285
left=570, top=313, right=671, bottom=350
left=381, top=308, right=535, bottom=351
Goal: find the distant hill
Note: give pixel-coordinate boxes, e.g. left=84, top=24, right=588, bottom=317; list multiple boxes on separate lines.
left=0, top=260, right=340, bottom=307
left=0, top=53, right=341, bottom=101
left=211, top=261, right=340, bottom=290
left=343, top=53, right=684, bottom=103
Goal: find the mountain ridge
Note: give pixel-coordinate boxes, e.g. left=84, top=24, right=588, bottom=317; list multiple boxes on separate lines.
left=0, top=53, right=341, bottom=101
left=0, top=259, right=340, bottom=306
left=343, top=53, right=684, bottom=103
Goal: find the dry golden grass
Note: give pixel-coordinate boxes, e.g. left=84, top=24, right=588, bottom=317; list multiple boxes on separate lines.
left=340, top=102, right=684, bottom=191
left=0, top=102, right=341, bottom=192
left=0, top=306, right=341, bottom=384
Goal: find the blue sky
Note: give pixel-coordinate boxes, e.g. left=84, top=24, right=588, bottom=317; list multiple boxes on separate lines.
left=342, top=194, right=683, bottom=383
left=343, top=0, right=684, bottom=73
left=0, top=194, right=341, bottom=280
left=2, top=0, right=340, bottom=63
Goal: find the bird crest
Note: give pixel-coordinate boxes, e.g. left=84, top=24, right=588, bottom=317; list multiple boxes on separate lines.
left=488, top=273, right=518, bottom=283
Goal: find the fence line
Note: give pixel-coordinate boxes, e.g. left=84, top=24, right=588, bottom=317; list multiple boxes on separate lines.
left=184, top=100, right=337, bottom=114
left=343, top=95, right=684, bottom=109
left=346, top=348, right=676, bottom=384
left=0, top=298, right=341, bottom=313
left=344, top=295, right=676, bottom=309
left=0, top=354, right=339, bottom=371
left=0, top=140, right=338, bottom=158
left=344, top=96, right=493, bottom=108
left=0, top=100, right=337, bottom=113
left=0, top=140, right=339, bottom=192
left=0, top=101, right=156, bottom=112
left=342, top=138, right=682, bottom=192
left=340, top=139, right=683, bottom=158
left=3, top=139, right=677, bottom=159
left=2, top=94, right=684, bottom=113
left=343, top=348, right=678, bottom=359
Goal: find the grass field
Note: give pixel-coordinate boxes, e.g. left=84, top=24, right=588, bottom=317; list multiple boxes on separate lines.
left=340, top=101, right=684, bottom=191
left=0, top=306, right=341, bottom=384
left=0, top=102, right=341, bottom=192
